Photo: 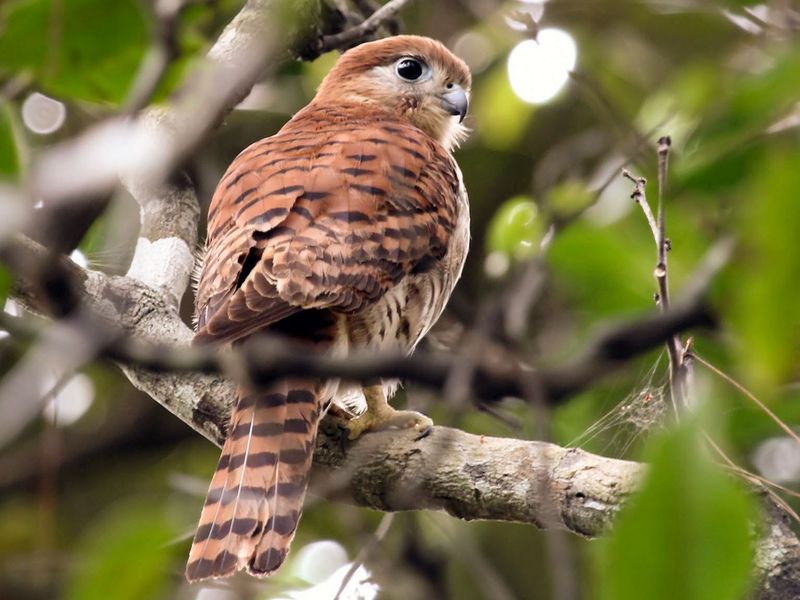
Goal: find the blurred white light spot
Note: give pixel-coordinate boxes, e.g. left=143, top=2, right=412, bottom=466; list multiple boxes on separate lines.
left=0, top=300, right=20, bottom=340
left=4, top=300, right=20, bottom=317
left=292, top=540, right=349, bottom=584
left=585, top=161, right=634, bottom=226
left=281, top=564, right=378, bottom=600
left=507, top=29, right=577, bottom=104
left=722, top=9, right=762, bottom=34
left=69, top=249, right=89, bottom=269
left=0, top=184, right=26, bottom=239
left=42, top=373, right=95, bottom=427
left=193, top=588, right=239, bottom=600
left=767, top=102, right=800, bottom=134
left=22, top=93, right=67, bottom=135
left=452, top=31, right=494, bottom=74
left=278, top=540, right=379, bottom=600
left=752, top=436, right=800, bottom=484
left=484, top=251, right=510, bottom=279
left=236, top=83, right=275, bottom=111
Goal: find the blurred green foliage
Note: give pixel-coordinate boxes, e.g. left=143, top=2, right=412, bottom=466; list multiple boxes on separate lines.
left=64, top=501, right=181, bottom=600
left=727, top=150, right=800, bottom=388
left=486, top=195, right=544, bottom=259
left=0, top=266, right=10, bottom=305
left=0, top=0, right=149, bottom=104
left=599, top=415, right=755, bottom=600
left=1, top=0, right=799, bottom=599
left=0, top=104, right=19, bottom=177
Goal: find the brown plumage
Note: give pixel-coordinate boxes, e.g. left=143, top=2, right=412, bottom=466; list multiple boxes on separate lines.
left=188, top=35, right=471, bottom=581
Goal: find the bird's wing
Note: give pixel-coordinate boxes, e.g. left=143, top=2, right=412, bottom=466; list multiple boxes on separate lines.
left=195, top=108, right=461, bottom=345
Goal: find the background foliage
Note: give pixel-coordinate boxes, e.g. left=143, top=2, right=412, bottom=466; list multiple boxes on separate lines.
left=1, top=0, right=799, bottom=598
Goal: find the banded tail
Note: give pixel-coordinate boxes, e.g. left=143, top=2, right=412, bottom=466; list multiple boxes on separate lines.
left=186, top=379, right=322, bottom=581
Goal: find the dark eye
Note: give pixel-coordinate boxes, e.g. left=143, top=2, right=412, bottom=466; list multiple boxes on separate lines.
left=396, top=58, right=425, bottom=81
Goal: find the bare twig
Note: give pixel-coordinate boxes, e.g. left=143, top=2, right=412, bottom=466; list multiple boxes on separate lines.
left=654, top=136, right=673, bottom=313
left=320, top=0, right=412, bottom=51
left=694, top=353, right=800, bottom=446
left=333, top=513, right=395, bottom=600
left=0, top=277, right=716, bottom=414
left=502, top=254, right=549, bottom=343
left=657, top=135, right=671, bottom=209
left=622, top=170, right=659, bottom=249
left=623, top=159, right=686, bottom=414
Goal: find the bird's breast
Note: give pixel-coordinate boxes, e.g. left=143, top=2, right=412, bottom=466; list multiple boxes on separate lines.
left=332, top=166, right=469, bottom=414
left=347, top=174, right=470, bottom=355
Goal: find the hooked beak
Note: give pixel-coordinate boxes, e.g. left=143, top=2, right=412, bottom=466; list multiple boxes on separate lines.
left=440, top=85, right=469, bottom=123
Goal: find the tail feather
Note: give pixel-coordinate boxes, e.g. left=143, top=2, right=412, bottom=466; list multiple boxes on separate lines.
left=186, top=379, right=321, bottom=582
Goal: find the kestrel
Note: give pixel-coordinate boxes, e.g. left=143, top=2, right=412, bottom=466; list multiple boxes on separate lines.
left=187, top=35, right=471, bottom=581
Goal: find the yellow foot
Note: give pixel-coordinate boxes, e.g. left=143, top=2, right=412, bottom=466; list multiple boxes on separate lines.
left=323, top=384, right=434, bottom=443
left=344, top=408, right=433, bottom=441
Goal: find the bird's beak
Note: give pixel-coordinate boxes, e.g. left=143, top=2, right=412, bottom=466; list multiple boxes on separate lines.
left=440, top=85, right=469, bottom=123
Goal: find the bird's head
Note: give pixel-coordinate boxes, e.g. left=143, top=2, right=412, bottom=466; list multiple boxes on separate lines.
left=314, top=35, right=472, bottom=151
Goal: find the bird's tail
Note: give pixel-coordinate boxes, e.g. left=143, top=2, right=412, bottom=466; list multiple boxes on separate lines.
left=185, top=379, right=322, bottom=581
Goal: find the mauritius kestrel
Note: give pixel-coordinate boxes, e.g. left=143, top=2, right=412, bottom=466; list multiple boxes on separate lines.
left=187, top=35, right=471, bottom=581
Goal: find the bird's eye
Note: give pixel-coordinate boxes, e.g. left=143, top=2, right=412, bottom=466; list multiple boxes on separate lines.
left=396, top=58, right=426, bottom=81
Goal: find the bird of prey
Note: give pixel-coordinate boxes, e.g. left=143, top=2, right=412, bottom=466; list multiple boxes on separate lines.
left=187, top=35, right=471, bottom=581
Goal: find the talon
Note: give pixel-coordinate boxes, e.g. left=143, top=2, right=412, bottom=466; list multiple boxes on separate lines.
left=321, top=414, right=358, bottom=451
left=332, top=385, right=434, bottom=441
left=336, top=424, right=350, bottom=453
left=414, top=424, right=434, bottom=441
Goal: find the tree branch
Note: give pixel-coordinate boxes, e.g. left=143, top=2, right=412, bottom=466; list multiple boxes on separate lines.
left=1, top=233, right=717, bottom=429
left=320, top=0, right=411, bottom=51
left=311, top=426, right=641, bottom=538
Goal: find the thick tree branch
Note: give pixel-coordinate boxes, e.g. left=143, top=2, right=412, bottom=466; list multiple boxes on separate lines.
left=312, top=426, right=640, bottom=537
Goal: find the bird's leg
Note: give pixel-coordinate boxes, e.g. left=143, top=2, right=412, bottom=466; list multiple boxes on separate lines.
left=342, top=383, right=433, bottom=441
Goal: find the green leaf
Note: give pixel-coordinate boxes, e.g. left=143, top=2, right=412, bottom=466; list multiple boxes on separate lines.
left=0, top=103, right=20, bottom=178
left=545, top=180, right=595, bottom=220
left=486, top=196, right=544, bottom=260
left=675, top=49, right=800, bottom=194
left=598, top=418, right=755, bottom=600
left=65, top=501, right=179, bottom=600
left=0, top=265, right=10, bottom=304
left=725, top=149, right=800, bottom=387
left=0, top=0, right=149, bottom=104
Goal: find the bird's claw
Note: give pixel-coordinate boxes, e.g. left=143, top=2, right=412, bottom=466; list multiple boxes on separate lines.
left=344, top=409, right=433, bottom=441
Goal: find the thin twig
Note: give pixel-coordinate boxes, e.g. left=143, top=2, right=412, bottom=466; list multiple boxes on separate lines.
left=320, top=0, right=412, bottom=51
left=623, top=160, right=686, bottom=415
left=655, top=136, right=672, bottom=312
left=705, top=433, right=800, bottom=523
left=0, top=288, right=714, bottom=410
left=502, top=254, right=549, bottom=342
left=694, top=353, right=800, bottom=446
left=622, top=170, right=659, bottom=242
left=333, top=513, right=394, bottom=600
left=718, top=462, right=800, bottom=502
left=657, top=135, right=671, bottom=210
